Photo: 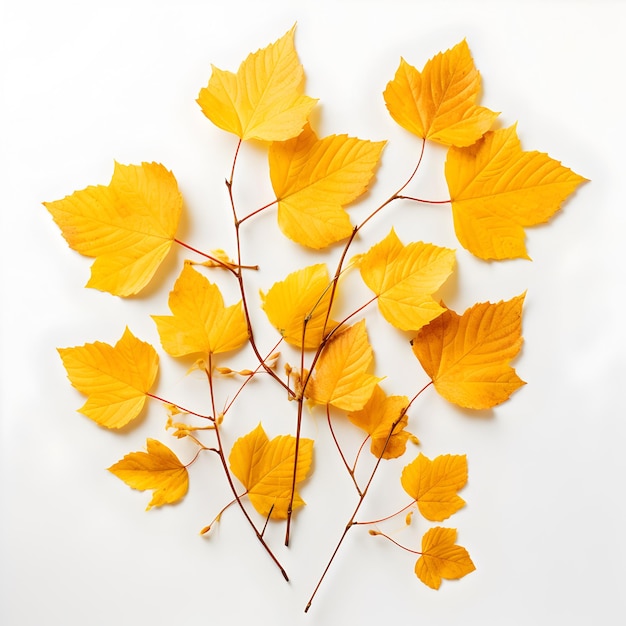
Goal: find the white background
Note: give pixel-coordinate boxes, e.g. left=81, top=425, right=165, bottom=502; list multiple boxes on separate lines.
left=1, top=1, right=625, bottom=624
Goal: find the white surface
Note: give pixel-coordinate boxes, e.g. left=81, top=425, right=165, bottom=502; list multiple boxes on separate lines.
left=1, top=1, right=624, bottom=624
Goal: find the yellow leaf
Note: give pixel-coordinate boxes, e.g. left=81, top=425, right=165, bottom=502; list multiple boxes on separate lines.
left=347, top=385, right=412, bottom=459
left=229, top=423, right=313, bottom=519
left=197, top=26, right=317, bottom=142
left=400, top=453, right=467, bottom=521
left=260, top=263, right=338, bottom=349
left=383, top=41, right=498, bottom=147
left=445, top=124, right=587, bottom=260
left=415, top=527, right=475, bottom=589
left=360, top=228, right=455, bottom=331
left=412, top=294, right=525, bottom=409
left=43, top=162, right=182, bottom=296
left=152, top=264, right=248, bottom=357
left=108, top=439, right=188, bottom=510
left=58, top=327, right=158, bottom=429
left=306, top=320, right=382, bottom=412
left=270, top=124, right=385, bottom=248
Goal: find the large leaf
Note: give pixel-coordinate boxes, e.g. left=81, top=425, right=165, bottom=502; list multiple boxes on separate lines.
left=445, top=125, right=587, bottom=260
left=197, top=26, right=316, bottom=142
left=43, top=162, right=182, bottom=296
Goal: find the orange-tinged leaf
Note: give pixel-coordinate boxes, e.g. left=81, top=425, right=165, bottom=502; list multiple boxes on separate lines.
left=58, top=327, right=158, bottom=429
left=359, top=228, right=455, bottom=331
left=108, top=439, right=188, bottom=510
left=152, top=264, right=248, bottom=357
left=260, top=263, right=338, bottom=349
left=306, top=320, right=382, bottom=411
left=401, top=453, right=467, bottom=521
left=348, top=385, right=412, bottom=459
left=197, top=26, right=317, bottom=141
left=229, top=423, right=313, bottom=519
left=415, top=527, right=475, bottom=589
left=384, top=41, right=498, bottom=147
left=412, top=294, right=525, bottom=409
left=270, top=124, right=385, bottom=248
left=43, top=162, right=182, bottom=296
left=445, top=124, right=587, bottom=260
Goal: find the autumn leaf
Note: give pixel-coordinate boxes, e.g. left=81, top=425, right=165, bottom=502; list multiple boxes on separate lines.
left=261, top=263, right=338, bottom=349
left=415, top=527, right=475, bottom=589
left=347, top=385, right=413, bottom=459
left=108, top=439, right=189, bottom=510
left=306, top=320, right=382, bottom=412
left=359, top=228, right=455, bottom=331
left=383, top=40, right=498, bottom=147
left=412, top=294, right=525, bottom=409
left=400, top=453, right=467, bottom=521
left=58, top=327, right=158, bottom=429
left=197, top=26, right=317, bottom=142
left=43, top=162, right=182, bottom=296
left=152, top=264, right=248, bottom=358
left=269, top=124, right=385, bottom=248
left=229, top=423, right=313, bottom=519
left=445, top=124, right=587, bottom=260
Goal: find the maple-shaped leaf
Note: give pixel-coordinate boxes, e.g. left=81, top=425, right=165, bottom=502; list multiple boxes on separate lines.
left=306, top=320, right=382, bottom=412
left=269, top=123, right=385, bottom=248
left=260, top=263, right=338, bottom=349
left=347, top=385, right=412, bottom=459
left=108, top=439, right=189, bottom=510
left=401, top=453, right=467, bottom=521
left=412, top=294, right=525, bottom=409
left=229, top=423, right=313, bottom=519
left=415, top=527, right=475, bottom=589
left=197, top=26, right=317, bottom=142
left=58, top=327, right=158, bottom=429
left=359, top=228, right=455, bottom=331
left=43, top=162, right=182, bottom=296
left=445, top=124, right=587, bottom=260
left=152, top=264, right=248, bottom=358
left=383, top=40, right=498, bottom=147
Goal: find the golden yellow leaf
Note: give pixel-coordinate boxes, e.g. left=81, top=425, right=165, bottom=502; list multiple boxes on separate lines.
left=412, top=294, right=525, bottom=409
left=415, top=527, right=475, bottom=589
left=108, top=439, right=188, bottom=510
left=383, top=40, right=498, bottom=147
left=197, top=26, right=317, bottom=142
left=152, top=264, right=248, bottom=357
left=270, top=124, right=385, bottom=248
left=347, top=385, right=412, bottom=459
left=445, top=124, right=587, bottom=260
left=401, top=453, right=467, bottom=521
left=43, top=162, right=182, bottom=296
left=359, top=228, right=455, bottom=331
left=260, top=263, right=338, bottom=349
left=57, top=327, right=158, bottom=429
left=306, top=320, right=382, bottom=412
left=229, top=423, right=313, bottom=519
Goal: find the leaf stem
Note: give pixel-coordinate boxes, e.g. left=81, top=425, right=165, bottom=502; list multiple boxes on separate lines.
left=326, top=405, right=362, bottom=496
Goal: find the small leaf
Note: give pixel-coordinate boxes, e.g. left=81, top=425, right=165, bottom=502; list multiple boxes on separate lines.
left=360, top=228, right=455, bottom=331
left=445, top=124, right=587, bottom=260
left=261, top=263, right=338, bottom=349
left=229, top=423, right=313, bottom=519
left=306, top=320, right=382, bottom=412
left=401, top=453, right=467, bottom=521
left=415, top=527, right=475, bottom=589
left=384, top=40, right=498, bottom=147
left=197, top=25, right=317, bottom=142
left=43, top=162, right=182, bottom=296
left=412, top=294, right=525, bottom=409
left=152, top=264, right=248, bottom=357
left=108, top=439, right=188, bottom=510
left=270, top=124, right=385, bottom=248
left=58, top=328, right=158, bottom=429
